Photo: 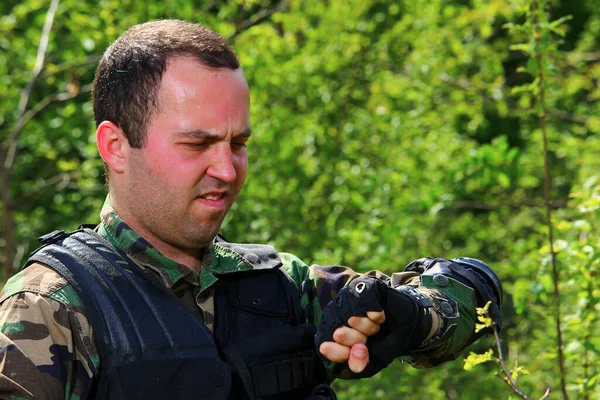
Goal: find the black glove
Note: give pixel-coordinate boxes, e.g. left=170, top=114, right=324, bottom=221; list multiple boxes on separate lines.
left=314, top=276, right=434, bottom=378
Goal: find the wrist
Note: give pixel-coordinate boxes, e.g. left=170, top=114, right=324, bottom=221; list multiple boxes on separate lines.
left=405, top=276, right=475, bottom=367
left=425, top=308, right=441, bottom=342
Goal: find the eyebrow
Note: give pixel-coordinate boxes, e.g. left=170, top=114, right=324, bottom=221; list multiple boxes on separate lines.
left=174, top=127, right=252, bottom=140
left=234, top=127, right=252, bottom=139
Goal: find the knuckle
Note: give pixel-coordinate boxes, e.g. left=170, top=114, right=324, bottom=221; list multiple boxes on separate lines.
left=325, top=344, right=350, bottom=362
left=348, top=315, right=366, bottom=328
left=319, top=341, right=332, bottom=354
left=367, top=311, right=385, bottom=324
left=332, top=327, right=348, bottom=342
left=368, top=324, right=380, bottom=336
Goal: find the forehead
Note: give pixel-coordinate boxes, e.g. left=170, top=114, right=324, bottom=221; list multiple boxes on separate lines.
left=158, top=56, right=249, bottom=106
left=149, top=56, right=250, bottom=135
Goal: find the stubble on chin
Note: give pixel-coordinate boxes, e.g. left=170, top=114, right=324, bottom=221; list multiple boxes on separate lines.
left=174, top=204, right=229, bottom=249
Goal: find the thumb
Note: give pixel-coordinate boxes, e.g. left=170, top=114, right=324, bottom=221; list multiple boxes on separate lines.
left=348, top=343, right=369, bottom=373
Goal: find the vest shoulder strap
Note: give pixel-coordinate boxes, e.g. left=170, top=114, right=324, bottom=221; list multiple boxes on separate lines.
left=28, top=228, right=232, bottom=400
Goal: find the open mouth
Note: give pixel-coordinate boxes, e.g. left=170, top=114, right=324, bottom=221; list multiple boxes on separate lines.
left=200, top=193, right=224, bottom=200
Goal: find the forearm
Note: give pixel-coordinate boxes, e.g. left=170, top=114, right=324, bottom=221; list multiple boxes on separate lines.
left=401, top=257, right=503, bottom=367
left=281, top=252, right=502, bottom=375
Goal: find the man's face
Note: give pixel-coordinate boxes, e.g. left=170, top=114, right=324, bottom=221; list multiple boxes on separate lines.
left=120, top=56, right=250, bottom=257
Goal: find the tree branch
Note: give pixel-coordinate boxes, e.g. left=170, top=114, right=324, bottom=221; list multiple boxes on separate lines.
left=531, top=1, right=569, bottom=397
left=570, top=52, right=600, bottom=63
left=548, top=109, right=592, bottom=125
left=450, top=198, right=566, bottom=211
left=438, top=72, right=472, bottom=90
left=14, top=83, right=92, bottom=139
left=4, top=0, right=60, bottom=170
left=202, top=0, right=220, bottom=12
left=16, top=172, right=75, bottom=202
left=39, top=54, right=102, bottom=79
left=492, top=325, right=551, bottom=400
left=228, top=0, right=292, bottom=40
left=493, top=327, right=529, bottom=399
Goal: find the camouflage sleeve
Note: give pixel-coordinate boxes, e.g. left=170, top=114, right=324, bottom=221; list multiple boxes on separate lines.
left=280, top=253, right=478, bottom=372
left=279, top=253, right=420, bottom=329
left=0, top=264, right=98, bottom=399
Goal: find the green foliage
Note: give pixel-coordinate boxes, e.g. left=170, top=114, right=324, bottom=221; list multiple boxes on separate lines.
left=1, top=0, right=599, bottom=398
left=463, top=349, right=494, bottom=371
left=475, top=300, right=494, bottom=334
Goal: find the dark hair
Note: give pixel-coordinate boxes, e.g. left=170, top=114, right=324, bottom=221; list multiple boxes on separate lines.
left=92, top=19, right=240, bottom=148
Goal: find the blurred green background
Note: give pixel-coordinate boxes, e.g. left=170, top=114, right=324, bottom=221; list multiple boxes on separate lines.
left=1, top=0, right=599, bottom=398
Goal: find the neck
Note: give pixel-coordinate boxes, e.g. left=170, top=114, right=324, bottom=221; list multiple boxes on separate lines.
left=134, top=224, right=205, bottom=270
left=109, top=196, right=206, bottom=271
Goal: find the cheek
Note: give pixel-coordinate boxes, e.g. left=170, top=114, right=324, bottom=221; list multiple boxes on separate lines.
left=144, top=141, right=192, bottom=176
left=234, top=153, right=248, bottom=180
left=143, top=140, right=172, bottom=169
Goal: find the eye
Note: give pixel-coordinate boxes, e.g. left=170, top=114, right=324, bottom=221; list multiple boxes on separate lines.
left=184, top=142, right=207, bottom=149
left=231, top=137, right=249, bottom=149
left=231, top=141, right=247, bottom=148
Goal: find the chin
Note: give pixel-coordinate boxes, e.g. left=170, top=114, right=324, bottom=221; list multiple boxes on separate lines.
left=189, top=229, right=220, bottom=247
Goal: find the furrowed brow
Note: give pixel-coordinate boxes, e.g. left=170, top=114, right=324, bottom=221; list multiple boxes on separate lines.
left=174, top=130, right=219, bottom=140
left=233, top=127, right=252, bottom=139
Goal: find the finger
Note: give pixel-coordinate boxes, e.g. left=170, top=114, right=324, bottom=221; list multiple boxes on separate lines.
left=347, top=343, right=369, bottom=373
left=348, top=315, right=381, bottom=337
left=366, top=310, right=385, bottom=324
left=319, top=341, right=351, bottom=363
left=332, top=326, right=368, bottom=347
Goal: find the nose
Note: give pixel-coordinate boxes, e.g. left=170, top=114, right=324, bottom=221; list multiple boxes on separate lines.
left=206, top=143, right=237, bottom=183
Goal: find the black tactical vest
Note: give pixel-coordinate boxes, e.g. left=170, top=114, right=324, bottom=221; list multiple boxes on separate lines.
left=27, top=228, right=329, bottom=400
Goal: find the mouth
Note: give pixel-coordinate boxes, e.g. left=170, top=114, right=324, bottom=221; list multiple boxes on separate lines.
left=196, top=190, right=229, bottom=209
left=199, top=193, right=225, bottom=201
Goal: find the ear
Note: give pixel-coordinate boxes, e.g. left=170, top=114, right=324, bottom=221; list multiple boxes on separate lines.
left=96, top=121, right=129, bottom=174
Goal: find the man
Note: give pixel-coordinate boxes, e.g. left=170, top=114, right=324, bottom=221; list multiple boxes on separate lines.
left=0, top=20, right=502, bottom=399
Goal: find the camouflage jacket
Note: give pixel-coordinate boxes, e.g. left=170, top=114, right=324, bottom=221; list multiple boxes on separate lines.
left=0, top=197, right=477, bottom=399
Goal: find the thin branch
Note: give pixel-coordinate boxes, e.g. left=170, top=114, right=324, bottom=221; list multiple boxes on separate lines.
left=493, top=326, right=552, bottom=400
left=5, top=0, right=60, bottom=170
left=202, top=0, right=219, bottom=12
left=548, top=109, right=592, bottom=125
left=12, top=244, right=26, bottom=272
left=532, top=1, right=568, bottom=398
left=439, top=72, right=595, bottom=129
left=65, top=183, right=106, bottom=191
left=569, top=52, right=600, bottom=63
left=493, top=327, right=529, bottom=399
left=16, top=172, right=75, bottom=202
left=228, top=0, right=292, bottom=40
left=451, top=199, right=566, bottom=211
left=583, top=282, right=593, bottom=400
left=39, top=54, right=102, bottom=79
left=14, top=83, right=92, bottom=137
left=438, top=72, right=472, bottom=90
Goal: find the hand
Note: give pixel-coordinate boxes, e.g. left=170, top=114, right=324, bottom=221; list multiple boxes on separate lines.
left=318, top=310, right=385, bottom=373
left=315, top=276, right=433, bottom=378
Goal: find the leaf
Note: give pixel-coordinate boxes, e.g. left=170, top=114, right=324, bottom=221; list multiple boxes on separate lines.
left=510, top=43, right=532, bottom=54
left=526, top=57, right=538, bottom=76
left=511, top=364, right=529, bottom=381
left=463, top=349, right=494, bottom=371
